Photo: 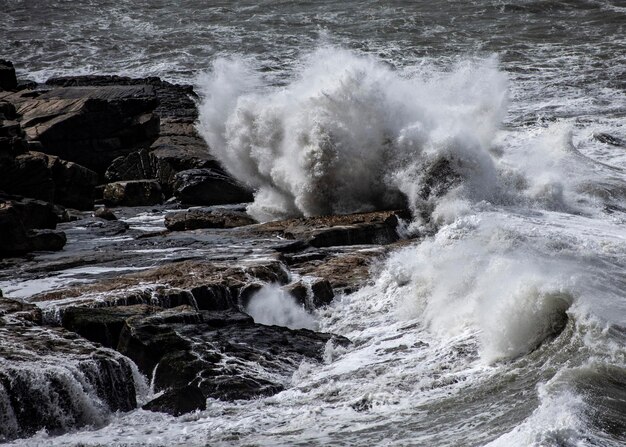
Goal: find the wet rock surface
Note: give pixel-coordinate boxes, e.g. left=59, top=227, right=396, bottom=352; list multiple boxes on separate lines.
left=0, top=296, right=138, bottom=442
left=0, top=63, right=420, bottom=436
left=165, top=207, right=256, bottom=231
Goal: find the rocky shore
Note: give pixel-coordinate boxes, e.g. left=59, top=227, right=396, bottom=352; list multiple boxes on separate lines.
left=0, top=60, right=415, bottom=441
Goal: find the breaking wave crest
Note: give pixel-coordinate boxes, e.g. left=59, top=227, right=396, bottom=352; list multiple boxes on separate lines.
left=197, top=47, right=508, bottom=222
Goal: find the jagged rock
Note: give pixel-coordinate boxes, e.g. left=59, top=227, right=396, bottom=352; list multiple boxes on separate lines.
left=0, top=296, right=138, bottom=442
left=284, top=278, right=335, bottom=310
left=13, top=85, right=159, bottom=175
left=0, top=60, right=17, bottom=91
left=29, top=260, right=289, bottom=320
left=164, top=207, right=256, bottom=231
left=104, top=149, right=154, bottom=183
left=117, top=305, right=349, bottom=411
left=174, top=168, right=253, bottom=205
left=45, top=153, right=98, bottom=210
left=103, top=179, right=163, bottom=206
left=0, top=150, right=97, bottom=209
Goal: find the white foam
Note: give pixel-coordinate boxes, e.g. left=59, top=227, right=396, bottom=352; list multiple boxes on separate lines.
left=245, top=284, right=317, bottom=330
left=197, top=47, right=508, bottom=222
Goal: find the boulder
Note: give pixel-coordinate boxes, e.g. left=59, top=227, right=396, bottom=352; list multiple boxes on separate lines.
left=28, top=229, right=67, bottom=252
left=174, top=168, right=253, bottom=206
left=45, top=153, right=98, bottom=210
left=0, top=60, right=17, bottom=91
left=94, top=207, right=118, bottom=221
left=164, top=207, right=256, bottom=231
left=0, top=198, right=66, bottom=256
left=103, top=179, right=163, bottom=206
left=15, top=85, right=160, bottom=175
left=1, top=151, right=55, bottom=202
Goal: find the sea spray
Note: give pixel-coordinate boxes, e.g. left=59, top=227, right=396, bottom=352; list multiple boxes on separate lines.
left=197, top=48, right=508, bottom=222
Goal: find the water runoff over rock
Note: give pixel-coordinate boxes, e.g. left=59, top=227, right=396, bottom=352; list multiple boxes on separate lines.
left=3, top=0, right=626, bottom=446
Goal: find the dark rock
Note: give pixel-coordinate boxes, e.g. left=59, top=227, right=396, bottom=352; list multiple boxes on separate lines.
left=45, top=153, right=98, bottom=210
left=174, top=168, right=253, bottom=206
left=15, top=85, right=160, bottom=175
left=117, top=305, right=349, bottom=409
left=103, top=180, right=163, bottom=206
left=0, top=151, right=55, bottom=202
left=253, top=210, right=407, bottom=248
left=94, top=207, right=117, bottom=220
left=0, top=296, right=138, bottom=442
left=62, top=304, right=159, bottom=349
left=0, top=195, right=58, bottom=230
left=30, top=260, right=288, bottom=317
left=0, top=60, right=17, bottom=91
left=0, top=101, right=17, bottom=120
left=594, top=132, right=624, bottom=147
left=143, top=384, right=206, bottom=416
left=28, top=229, right=67, bottom=252
left=104, top=148, right=154, bottom=183
left=164, top=208, right=256, bottom=231
left=0, top=198, right=65, bottom=256
left=284, top=279, right=334, bottom=311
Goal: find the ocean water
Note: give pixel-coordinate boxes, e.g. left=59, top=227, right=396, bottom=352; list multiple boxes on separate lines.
left=2, top=0, right=626, bottom=446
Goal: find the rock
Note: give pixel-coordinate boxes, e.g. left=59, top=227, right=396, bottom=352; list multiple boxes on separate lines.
left=252, top=209, right=408, bottom=248
left=594, top=132, right=624, bottom=147
left=0, top=297, right=42, bottom=324
left=0, top=198, right=66, bottom=256
left=45, top=153, right=98, bottom=210
left=0, top=150, right=97, bottom=209
left=0, top=297, right=138, bottom=442
left=296, top=249, right=390, bottom=295
left=0, top=195, right=58, bottom=230
left=28, top=229, right=67, bottom=252
left=0, top=101, right=17, bottom=120
left=143, top=384, right=206, bottom=416
left=103, top=180, right=163, bottom=206
left=174, top=168, right=253, bottom=206
left=29, top=260, right=289, bottom=321
left=0, top=60, right=17, bottom=91
left=1, top=151, right=55, bottom=202
left=284, top=278, right=334, bottom=311
left=117, top=305, right=349, bottom=411
left=164, top=207, right=256, bottom=231
left=104, top=149, right=154, bottom=183
left=94, top=207, right=118, bottom=220
left=15, top=85, right=160, bottom=175
left=62, top=304, right=160, bottom=349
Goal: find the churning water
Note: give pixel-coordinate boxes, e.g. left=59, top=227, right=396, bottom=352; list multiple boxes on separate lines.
left=2, top=0, right=626, bottom=445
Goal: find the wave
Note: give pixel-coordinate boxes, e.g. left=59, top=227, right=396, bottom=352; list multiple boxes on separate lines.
left=197, top=47, right=507, bottom=222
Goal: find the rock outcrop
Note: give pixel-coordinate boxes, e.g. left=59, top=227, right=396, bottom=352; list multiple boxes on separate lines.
left=0, top=297, right=139, bottom=442
left=165, top=207, right=256, bottom=231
